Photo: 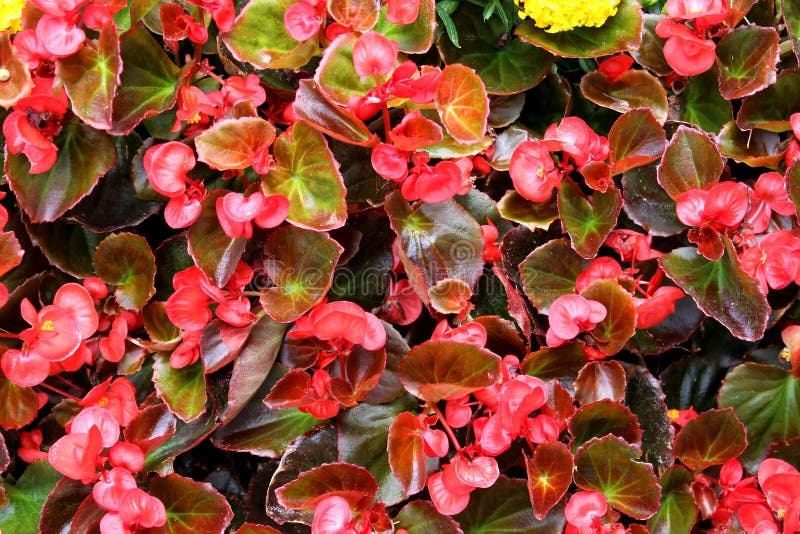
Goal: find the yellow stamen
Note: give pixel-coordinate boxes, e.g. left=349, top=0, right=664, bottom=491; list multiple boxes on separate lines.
left=41, top=320, right=55, bottom=331
left=780, top=348, right=792, bottom=362
left=667, top=409, right=680, bottom=420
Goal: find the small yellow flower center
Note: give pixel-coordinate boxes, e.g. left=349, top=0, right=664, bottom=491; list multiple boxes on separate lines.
left=41, top=320, right=55, bottom=331
left=0, top=0, right=26, bottom=34
left=536, top=167, right=545, bottom=179
left=188, top=113, right=202, bottom=124
left=760, top=251, right=768, bottom=265
left=97, top=396, right=110, bottom=408
left=517, top=0, right=621, bottom=33
left=777, top=508, right=786, bottom=519
left=780, top=347, right=792, bottom=362
left=667, top=409, right=681, bottom=420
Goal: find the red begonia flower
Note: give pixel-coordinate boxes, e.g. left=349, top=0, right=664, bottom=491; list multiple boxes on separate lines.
left=597, top=54, right=634, bottom=82
left=509, top=140, right=561, bottom=202
left=35, top=13, right=85, bottom=58
left=143, top=142, right=196, bottom=198
left=546, top=294, right=607, bottom=347
left=166, top=286, right=212, bottom=332
left=311, top=495, right=360, bottom=534
left=666, top=0, right=728, bottom=26
left=118, top=488, right=167, bottom=529
left=222, top=74, right=267, bottom=109
left=738, top=503, right=779, bottom=534
left=352, top=32, right=398, bottom=79
left=528, top=413, right=560, bottom=443
left=739, top=230, right=800, bottom=294
left=48, top=425, right=104, bottom=482
left=18, top=430, right=49, bottom=463
left=427, top=466, right=472, bottom=515
left=71, top=406, right=120, bottom=448
left=164, top=187, right=205, bottom=229
left=80, top=377, right=139, bottom=427
left=445, top=395, right=472, bottom=428
left=170, top=329, right=202, bottom=368
left=656, top=19, right=716, bottom=77
left=19, top=299, right=81, bottom=362
left=1, top=348, right=50, bottom=387
left=452, top=452, right=499, bottom=489
left=284, top=1, right=323, bottom=42
left=544, top=117, right=610, bottom=168
left=54, top=283, right=99, bottom=340
left=302, top=301, right=387, bottom=351
left=379, top=278, right=422, bottom=326
left=634, top=286, right=686, bottom=329
left=431, top=320, right=488, bottom=348
left=422, top=428, right=449, bottom=458
left=754, top=172, right=796, bottom=217
left=565, top=490, right=607, bottom=528
left=386, top=0, right=420, bottom=24
left=389, top=111, right=444, bottom=152
left=575, top=257, right=624, bottom=293
left=186, top=0, right=235, bottom=32
left=371, top=144, right=409, bottom=182
left=100, top=315, right=128, bottom=363
left=481, top=220, right=502, bottom=262
left=93, top=468, right=138, bottom=512
left=108, top=442, right=145, bottom=473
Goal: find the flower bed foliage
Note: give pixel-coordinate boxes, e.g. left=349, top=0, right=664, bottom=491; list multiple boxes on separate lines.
left=1, top=0, right=800, bottom=532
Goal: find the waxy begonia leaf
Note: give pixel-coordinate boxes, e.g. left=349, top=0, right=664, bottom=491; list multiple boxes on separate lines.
left=315, top=33, right=374, bottom=107
left=656, top=126, right=723, bottom=199
left=124, top=404, right=177, bottom=454
left=581, top=280, right=636, bottom=355
left=39, top=477, right=93, bottom=534
left=222, top=0, right=317, bottom=69
left=570, top=399, right=643, bottom=450
left=737, top=70, right=800, bottom=132
left=673, top=408, right=746, bottom=471
left=340, top=397, right=418, bottom=505
left=661, top=239, right=769, bottom=342
left=473, top=315, right=525, bottom=357
left=785, top=0, right=800, bottom=61
left=330, top=345, right=387, bottom=406
left=574, top=360, right=627, bottom=405
left=200, top=321, right=251, bottom=374
left=94, top=232, right=156, bottom=310
left=497, top=191, right=559, bottom=232
left=373, top=0, right=436, bottom=53
left=715, top=25, right=779, bottom=100
left=259, top=226, right=343, bottom=323
left=111, top=23, right=180, bottom=135
left=622, top=164, right=683, bottom=236
left=129, top=0, right=160, bottom=24
left=525, top=441, right=574, bottom=520
left=436, top=3, right=553, bottom=95
left=366, top=322, right=408, bottom=404
left=6, top=116, right=116, bottom=223
left=0, top=461, right=61, bottom=533
left=580, top=71, right=668, bottom=124
left=0, top=232, right=23, bottom=280
left=143, top=301, right=180, bottom=344
left=488, top=127, right=528, bottom=171
left=521, top=343, right=586, bottom=390
left=195, top=117, right=276, bottom=171
left=515, top=0, right=642, bottom=58
left=434, top=64, right=489, bottom=144
left=719, top=363, right=800, bottom=471
left=788, top=160, right=800, bottom=215
left=188, top=190, right=247, bottom=287
left=519, top=238, right=587, bottom=313
left=328, top=0, right=380, bottom=31
left=626, top=293, right=703, bottom=355
left=24, top=217, right=104, bottom=277
left=488, top=94, right=526, bottom=127
left=631, top=15, right=671, bottom=75
left=0, top=371, right=37, bottom=430
left=726, top=0, right=757, bottom=26
left=0, top=32, right=31, bottom=109
left=574, top=435, right=661, bottom=519
left=647, top=467, right=697, bottom=534
left=678, top=67, right=732, bottom=134
left=387, top=411, right=428, bottom=498
left=295, top=80, right=377, bottom=147
left=625, top=366, right=675, bottom=475
left=399, top=340, right=501, bottom=402
left=718, top=122, right=784, bottom=168
left=233, top=525, right=282, bottom=534
left=149, top=474, right=233, bottom=534
left=143, top=409, right=218, bottom=472
left=609, top=108, right=667, bottom=174
left=455, top=476, right=566, bottom=533
left=276, top=462, right=378, bottom=514
left=395, top=501, right=463, bottom=534
left=558, top=181, right=623, bottom=259
left=769, top=437, right=800, bottom=468
left=661, top=358, right=727, bottom=415
left=153, top=356, right=207, bottom=423
left=385, top=192, right=484, bottom=300
left=154, top=233, right=193, bottom=300
left=56, top=25, right=120, bottom=131
left=263, top=120, right=347, bottom=231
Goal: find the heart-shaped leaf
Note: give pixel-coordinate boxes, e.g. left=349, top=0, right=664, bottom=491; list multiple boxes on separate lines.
left=55, top=25, right=120, bottom=130
left=673, top=408, right=746, bottom=471
left=0, top=32, right=32, bottom=108
left=373, top=0, right=436, bottom=53
left=195, top=117, right=276, bottom=171
left=737, top=70, right=800, bottom=132
left=719, top=363, right=800, bottom=472
left=661, top=239, right=769, bottom=342
left=515, top=0, right=642, bottom=58
left=558, top=181, right=623, bottom=259
left=521, top=343, right=586, bottom=390
left=519, top=238, right=588, bottom=312
left=574, top=360, right=627, bottom=405
left=647, top=467, right=698, bottom=534
left=434, top=64, right=489, bottom=144
left=580, top=70, right=668, bottom=124
left=94, top=232, right=156, bottom=310
left=0, top=461, right=62, bottom=533
left=148, top=474, right=233, bottom=534
left=329, top=345, right=386, bottom=406
left=259, top=225, right=343, bottom=323
left=678, top=67, right=732, bottom=134
left=625, top=366, right=675, bottom=476
left=275, top=462, right=378, bottom=513
left=718, top=122, right=784, bottom=168
left=153, top=355, right=207, bottom=422
left=6, top=116, right=116, bottom=223
left=39, top=477, right=94, bottom=534
left=574, top=435, right=661, bottom=520
left=263, top=120, right=347, bottom=231
left=436, top=3, right=554, bottom=95
left=622, top=164, right=683, bottom=237
left=294, top=80, right=378, bottom=147
left=222, top=0, right=317, bottom=69
left=580, top=279, right=636, bottom=356
left=395, top=501, right=463, bottom=533
left=715, top=25, right=779, bottom=100
left=609, top=108, right=667, bottom=174
left=399, top=340, right=501, bottom=402
left=387, top=410, right=427, bottom=498
left=314, top=33, right=375, bottom=107
left=525, top=441, right=574, bottom=520
left=124, top=404, right=177, bottom=454
left=0, top=231, right=23, bottom=279
left=631, top=14, right=671, bottom=75
left=24, top=217, right=105, bottom=277
left=656, top=125, right=723, bottom=199
left=111, top=23, right=180, bottom=135
left=497, top=190, right=559, bottom=232
left=570, top=399, right=643, bottom=450
left=188, top=190, right=247, bottom=287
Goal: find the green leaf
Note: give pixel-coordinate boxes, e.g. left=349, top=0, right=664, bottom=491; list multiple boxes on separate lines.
left=314, top=33, right=375, bottom=107
left=374, top=0, right=436, bottom=53
left=574, top=360, right=627, bottom=405
left=718, top=122, right=784, bottom=168
left=609, top=108, right=667, bottom=174
left=436, top=3, right=554, bottom=95
left=188, top=190, right=247, bottom=287
left=143, top=409, right=217, bottom=472
left=519, top=238, right=587, bottom=312
left=94, top=232, right=156, bottom=310
left=39, top=478, right=94, bottom=534
left=574, top=435, right=661, bottom=520
left=153, top=356, right=207, bottom=423
left=521, top=342, right=586, bottom=390
left=580, top=70, right=668, bottom=124
left=715, top=25, right=779, bottom=100
left=515, top=0, right=642, bottom=58
left=455, top=476, right=566, bottom=533
left=6, top=116, right=116, bottom=223
left=784, top=0, right=800, bottom=62
left=55, top=25, right=120, bottom=130
left=656, top=125, right=723, bottom=199
left=294, top=80, right=378, bottom=147
left=678, top=66, right=732, bottom=134
left=580, top=280, right=636, bottom=356
left=558, top=181, right=623, bottom=259
left=718, top=363, right=800, bottom=472
left=24, top=217, right=105, bottom=277
left=434, top=64, right=490, bottom=144
left=673, top=408, right=746, bottom=471
left=259, top=225, right=343, bottom=323
left=647, top=467, right=697, bottom=534
left=497, top=190, right=559, bottom=232
left=263, top=120, right=347, bottom=231
left=571, top=399, right=642, bottom=451
left=399, top=340, right=502, bottom=402
left=111, top=23, right=180, bottom=135
left=621, top=164, right=683, bottom=237
left=630, top=15, right=671, bottom=75
left=0, top=461, right=62, bottom=534
left=275, top=463, right=378, bottom=514
left=737, top=70, right=800, bottom=132
left=0, top=371, right=39, bottom=429
left=661, top=239, right=769, bottom=342
left=525, top=441, right=574, bottom=520
left=395, top=501, right=463, bottom=534
left=222, top=0, right=317, bottom=69
left=195, top=117, right=277, bottom=170
left=148, top=474, right=233, bottom=534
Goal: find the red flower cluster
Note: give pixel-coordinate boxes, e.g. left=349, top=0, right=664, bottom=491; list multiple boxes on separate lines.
left=656, top=0, right=729, bottom=76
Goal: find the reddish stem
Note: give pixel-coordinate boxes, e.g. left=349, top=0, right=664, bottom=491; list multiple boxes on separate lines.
left=40, top=381, right=81, bottom=402
left=430, top=402, right=463, bottom=453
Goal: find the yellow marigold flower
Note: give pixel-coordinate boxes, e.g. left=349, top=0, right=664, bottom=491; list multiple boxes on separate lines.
left=518, top=0, right=621, bottom=33
left=0, top=0, right=26, bottom=34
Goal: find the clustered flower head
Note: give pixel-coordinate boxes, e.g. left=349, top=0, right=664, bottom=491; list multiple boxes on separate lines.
left=517, top=0, right=621, bottom=33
